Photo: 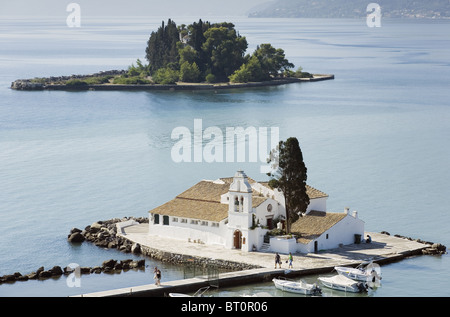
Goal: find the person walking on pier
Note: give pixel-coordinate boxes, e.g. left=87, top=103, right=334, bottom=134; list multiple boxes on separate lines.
left=288, top=252, right=293, bottom=269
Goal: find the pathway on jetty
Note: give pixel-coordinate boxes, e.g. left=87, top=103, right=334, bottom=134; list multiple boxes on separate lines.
left=75, top=224, right=430, bottom=297
left=121, top=225, right=427, bottom=269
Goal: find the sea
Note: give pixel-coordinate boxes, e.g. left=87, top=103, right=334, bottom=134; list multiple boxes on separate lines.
left=0, top=15, right=449, bottom=298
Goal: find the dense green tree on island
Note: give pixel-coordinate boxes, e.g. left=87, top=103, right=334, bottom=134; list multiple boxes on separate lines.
left=229, top=44, right=294, bottom=82
left=143, top=19, right=303, bottom=84
left=145, top=19, right=180, bottom=74
left=267, top=137, right=309, bottom=234
left=201, top=23, right=248, bottom=81
left=254, top=44, right=294, bottom=78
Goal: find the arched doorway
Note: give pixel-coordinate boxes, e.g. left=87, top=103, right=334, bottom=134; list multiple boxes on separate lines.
left=233, top=230, right=242, bottom=249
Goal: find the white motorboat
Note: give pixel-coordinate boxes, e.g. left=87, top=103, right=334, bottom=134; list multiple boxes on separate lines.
left=318, top=275, right=368, bottom=293
left=334, top=262, right=382, bottom=283
left=273, top=277, right=322, bottom=295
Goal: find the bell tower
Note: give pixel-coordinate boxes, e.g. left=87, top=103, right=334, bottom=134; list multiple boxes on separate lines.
left=227, top=170, right=254, bottom=251
left=228, top=170, right=253, bottom=214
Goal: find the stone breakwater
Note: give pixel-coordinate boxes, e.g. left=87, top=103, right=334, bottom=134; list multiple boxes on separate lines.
left=380, top=231, right=447, bottom=255
left=68, top=217, right=149, bottom=253
left=0, top=216, right=147, bottom=285
left=0, top=259, right=145, bottom=285
left=10, top=70, right=126, bottom=90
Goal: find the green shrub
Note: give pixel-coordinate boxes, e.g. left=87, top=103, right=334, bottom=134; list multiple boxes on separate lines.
left=293, top=67, right=313, bottom=79
left=83, top=76, right=112, bottom=84
left=112, top=76, right=151, bottom=85
left=65, top=79, right=88, bottom=87
left=180, top=61, right=201, bottom=83
left=205, top=73, right=216, bottom=83
left=152, top=68, right=180, bottom=85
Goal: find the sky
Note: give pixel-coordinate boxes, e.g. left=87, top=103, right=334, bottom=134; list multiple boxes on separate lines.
left=1, top=0, right=272, bottom=17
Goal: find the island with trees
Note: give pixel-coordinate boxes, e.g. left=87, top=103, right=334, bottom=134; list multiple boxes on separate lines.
left=11, top=19, right=333, bottom=91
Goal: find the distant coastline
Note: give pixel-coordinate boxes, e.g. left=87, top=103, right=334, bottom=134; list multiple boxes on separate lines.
left=248, top=0, right=450, bottom=19
left=10, top=72, right=334, bottom=92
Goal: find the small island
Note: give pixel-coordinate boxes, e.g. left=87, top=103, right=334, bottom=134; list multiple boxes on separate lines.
left=11, top=19, right=333, bottom=91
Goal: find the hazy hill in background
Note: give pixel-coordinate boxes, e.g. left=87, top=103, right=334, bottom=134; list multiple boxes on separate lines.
left=248, top=0, right=450, bottom=19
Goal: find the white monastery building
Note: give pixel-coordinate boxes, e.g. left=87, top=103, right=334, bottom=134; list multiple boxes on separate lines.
left=148, top=170, right=364, bottom=254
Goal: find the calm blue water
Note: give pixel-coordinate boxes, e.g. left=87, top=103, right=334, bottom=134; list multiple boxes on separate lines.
left=0, top=16, right=449, bottom=297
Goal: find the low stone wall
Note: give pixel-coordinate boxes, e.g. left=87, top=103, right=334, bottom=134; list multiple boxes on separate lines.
left=139, top=244, right=260, bottom=271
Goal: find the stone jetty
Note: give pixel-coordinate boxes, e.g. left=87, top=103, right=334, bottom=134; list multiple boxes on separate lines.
left=0, top=217, right=147, bottom=285
left=10, top=70, right=126, bottom=90
left=67, top=217, right=149, bottom=254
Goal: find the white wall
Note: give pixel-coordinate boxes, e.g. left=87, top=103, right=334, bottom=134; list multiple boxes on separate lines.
left=270, top=236, right=297, bottom=254
left=254, top=198, right=283, bottom=228
left=306, top=197, right=327, bottom=214
left=296, top=213, right=365, bottom=253
left=148, top=214, right=227, bottom=246
left=270, top=212, right=365, bottom=254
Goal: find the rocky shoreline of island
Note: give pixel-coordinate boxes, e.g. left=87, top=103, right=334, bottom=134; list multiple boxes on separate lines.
left=10, top=71, right=334, bottom=92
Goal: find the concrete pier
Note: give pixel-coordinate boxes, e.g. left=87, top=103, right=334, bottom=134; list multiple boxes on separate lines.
left=73, top=225, right=430, bottom=297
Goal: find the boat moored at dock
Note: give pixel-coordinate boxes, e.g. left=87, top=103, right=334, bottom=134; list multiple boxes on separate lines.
left=273, top=277, right=322, bottom=295
left=318, top=275, right=368, bottom=293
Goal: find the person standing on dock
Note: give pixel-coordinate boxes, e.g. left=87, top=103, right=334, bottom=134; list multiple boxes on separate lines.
left=154, top=267, right=161, bottom=286
left=275, top=253, right=282, bottom=269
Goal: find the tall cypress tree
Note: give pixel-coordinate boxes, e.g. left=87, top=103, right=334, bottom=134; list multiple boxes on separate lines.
left=267, top=137, right=309, bottom=233
left=145, top=19, right=180, bottom=74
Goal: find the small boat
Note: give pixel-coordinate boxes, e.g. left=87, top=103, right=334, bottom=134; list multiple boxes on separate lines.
left=334, top=261, right=382, bottom=282
left=169, top=286, right=211, bottom=297
left=273, top=277, right=322, bottom=295
left=318, top=275, right=368, bottom=293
